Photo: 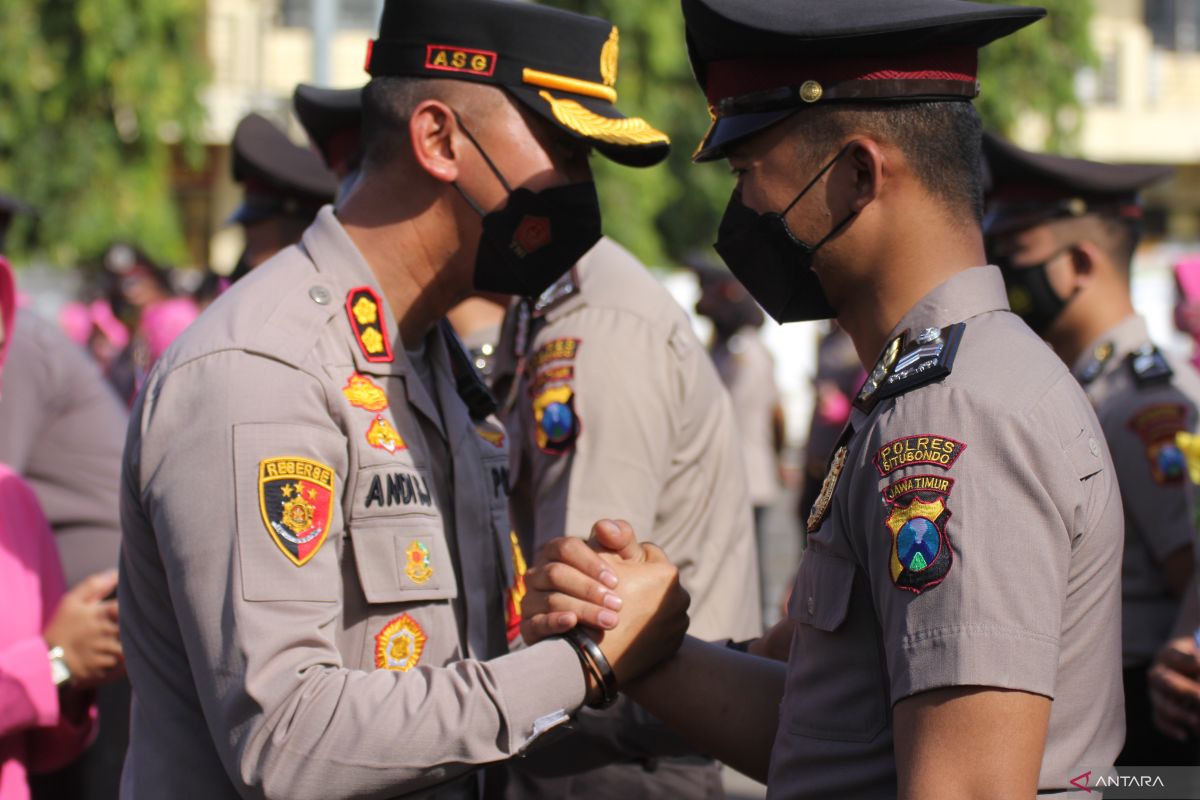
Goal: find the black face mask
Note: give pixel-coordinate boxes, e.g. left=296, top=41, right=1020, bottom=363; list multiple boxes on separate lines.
left=713, top=145, right=857, bottom=324
left=996, top=247, right=1077, bottom=334
left=453, top=115, right=601, bottom=298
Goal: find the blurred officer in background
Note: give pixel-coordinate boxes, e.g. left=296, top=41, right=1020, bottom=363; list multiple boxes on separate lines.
left=228, top=112, right=337, bottom=280
left=984, top=133, right=1197, bottom=766
left=116, top=1, right=688, bottom=797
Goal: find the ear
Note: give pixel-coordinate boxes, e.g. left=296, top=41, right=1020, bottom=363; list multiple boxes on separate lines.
left=1067, top=241, right=1099, bottom=289
left=408, top=100, right=462, bottom=184
left=840, top=138, right=885, bottom=214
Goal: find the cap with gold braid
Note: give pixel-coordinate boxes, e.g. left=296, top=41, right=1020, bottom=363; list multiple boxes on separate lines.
left=365, top=0, right=669, bottom=168
left=682, top=0, right=1046, bottom=162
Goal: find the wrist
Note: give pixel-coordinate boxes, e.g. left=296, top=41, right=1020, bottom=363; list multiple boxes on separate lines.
left=562, top=629, right=618, bottom=709
left=47, top=645, right=73, bottom=688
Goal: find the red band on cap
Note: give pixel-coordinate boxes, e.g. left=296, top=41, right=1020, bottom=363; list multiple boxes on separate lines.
left=364, top=39, right=375, bottom=74
left=706, top=46, right=978, bottom=104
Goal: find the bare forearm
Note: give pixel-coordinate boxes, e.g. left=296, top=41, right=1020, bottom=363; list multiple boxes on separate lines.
left=622, top=636, right=784, bottom=782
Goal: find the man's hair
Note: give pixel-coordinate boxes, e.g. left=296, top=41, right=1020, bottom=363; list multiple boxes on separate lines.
left=1053, top=213, right=1141, bottom=276
left=791, top=101, right=985, bottom=223
left=361, top=76, right=503, bottom=168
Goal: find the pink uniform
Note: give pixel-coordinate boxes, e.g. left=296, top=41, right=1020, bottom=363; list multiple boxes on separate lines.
left=0, top=256, right=96, bottom=799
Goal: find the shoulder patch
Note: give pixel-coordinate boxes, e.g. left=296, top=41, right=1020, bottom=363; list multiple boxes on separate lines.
left=1128, top=403, right=1189, bottom=485
left=1128, top=344, right=1173, bottom=386
left=874, top=435, right=966, bottom=477
left=258, top=457, right=335, bottom=566
left=884, top=476, right=954, bottom=594
left=375, top=614, right=427, bottom=672
left=506, top=531, right=528, bottom=645
left=532, top=337, right=581, bottom=371
left=345, top=287, right=393, bottom=363
left=533, top=384, right=579, bottom=455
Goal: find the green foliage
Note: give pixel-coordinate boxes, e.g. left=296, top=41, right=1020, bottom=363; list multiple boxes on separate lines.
left=977, top=0, right=1097, bottom=152
left=546, top=0, right=732, bottom=267
left=0, top=0, right=207, bottom=266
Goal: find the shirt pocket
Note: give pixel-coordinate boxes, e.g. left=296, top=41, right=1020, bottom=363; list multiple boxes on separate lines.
left=349, top=515, right=459, bottom=602
left=782, top=549, right=889, bottom=743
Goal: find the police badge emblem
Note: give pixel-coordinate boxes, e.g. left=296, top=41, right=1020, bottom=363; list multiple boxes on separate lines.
left=375, top=614, right=427, bottom=672
left=258, top=457, right=335, bottom=566
left=883, top=475, right=954, bottom=594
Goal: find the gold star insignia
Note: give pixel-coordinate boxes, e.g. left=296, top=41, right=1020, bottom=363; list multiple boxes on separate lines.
left=281, top=484, right=294, bottom=498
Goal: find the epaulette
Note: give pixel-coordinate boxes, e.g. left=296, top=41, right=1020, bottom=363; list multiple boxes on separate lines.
left=532, top=267, right=581, bottom=318
left=1128, top=343, right=1173, bottom=386
left=855, top=323, right=966, bottom=412
left=439, top=319, right=498, bottom=421
left=1078, top=341, right=1115, bottom=386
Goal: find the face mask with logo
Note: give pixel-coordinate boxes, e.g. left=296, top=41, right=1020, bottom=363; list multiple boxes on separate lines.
left=713, top=145, right=857, bottom=324
left=453, top=114, right=601, bottom=298
left=996, top=247, right=1077, bottom=334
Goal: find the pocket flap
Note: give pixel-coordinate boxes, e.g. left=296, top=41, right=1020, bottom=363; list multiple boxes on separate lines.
left=350, top=516, right=458, bottom=604
left=787, top=549, right=856, bottom=632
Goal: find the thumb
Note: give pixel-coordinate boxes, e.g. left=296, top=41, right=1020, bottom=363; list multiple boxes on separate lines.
left=589, top=519, right=643, bottom=562
left=75, top=569, right=119, bottom=602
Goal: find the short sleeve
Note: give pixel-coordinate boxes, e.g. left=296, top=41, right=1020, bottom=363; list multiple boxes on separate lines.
left=852, top=385, right=1090, bottom=703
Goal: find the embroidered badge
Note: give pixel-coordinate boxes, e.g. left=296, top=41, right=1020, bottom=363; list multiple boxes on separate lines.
left=476, top=425, right=506, bottom=449
left=1175, top=431, right=1200, bottom=485
left=531, top=338, right=581, bottom=370
left=424, top=44, right=497, bottom=77
left=883, top=476, right=954, bottom=594
left=258, top=457, right=335, bottom=566
left=874, top=435, right=966, bottom=477
left=506, top=531, right=528, bottom=645
left=404, top=541, right=434, bottom=584
left=807, top=445, right=847, bottom=534
left=533, top=384, right=579, bottom=455
left=345, top=287, right=393, bottom=363
left=342, top=373, right=388, bottom=412
left=366, top=415, right=406, bottom=454
left=531, top=365, right=575, bottom=394
left=375, top=614, right=427, bottom=672
left=1129, top=404, right=1189, bottom=484
left=513, top=216, right=552, bottom=257
left=364, top=471, right=434, bottom=510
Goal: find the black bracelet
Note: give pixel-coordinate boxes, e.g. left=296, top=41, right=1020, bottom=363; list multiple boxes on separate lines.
left=565, top=629, right=619, bottom=709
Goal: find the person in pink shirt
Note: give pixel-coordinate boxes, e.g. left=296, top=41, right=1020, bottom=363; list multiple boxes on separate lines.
left=0, top=255, right=124, bottom=800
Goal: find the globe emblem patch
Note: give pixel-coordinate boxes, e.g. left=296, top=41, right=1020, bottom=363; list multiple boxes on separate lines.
left=883, top=475, right=954, bottom=594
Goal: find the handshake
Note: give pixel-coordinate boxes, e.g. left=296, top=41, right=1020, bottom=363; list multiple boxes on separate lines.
left=520, top=520, right=692, bottom=692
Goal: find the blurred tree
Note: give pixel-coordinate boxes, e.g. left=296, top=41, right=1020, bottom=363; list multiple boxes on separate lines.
left=0, top=0, right=207, bottom=266
left=548, top=0, right=1095, bottom=267
left=977, top=0, right=1097, bottom=151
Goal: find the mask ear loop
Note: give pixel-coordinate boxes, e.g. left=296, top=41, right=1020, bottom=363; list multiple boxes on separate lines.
left=452, top=111, right=514, bottom=194
left=781, top=141, right=855, bottom=217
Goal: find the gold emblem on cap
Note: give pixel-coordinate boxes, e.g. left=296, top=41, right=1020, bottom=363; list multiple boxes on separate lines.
left=800, top=80, right=824, bottom=104
left=537, top=90, right=670, bottom=147
left=1067, top=197, right=1088, bottom=217
left=600, top=27, right=619, bottom=88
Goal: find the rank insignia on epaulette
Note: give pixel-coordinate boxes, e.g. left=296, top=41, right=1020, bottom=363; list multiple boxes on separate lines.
left=533, top=384, right=579, bottom=455
left=258, top=457, right=335, bottom=567
left=366, top=415, right=406, bottom=454
left=1128, top=344, right=1173, bottom=386
left=1079, top=342, right=1114, bottom=386
left=1129, top=404, right=1189, bottom=485
left=883, top=476, right=954, bottom=594
left=807, top=445, right=847, bottom=534
left=856, top=334, right=902, bottom=409
left=533, top=269, right=581, bottom=318
left=375, top=614, right=427, bottom=672
left=345, top=287, right=393, bottom=363
left=342, top=373, right=388, bottom=412
left=875, top=323, right=966, bottom=403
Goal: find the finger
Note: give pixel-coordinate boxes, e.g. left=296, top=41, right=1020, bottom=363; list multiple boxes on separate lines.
left=521, top=611, right=578, bottom=644
left=541, top=536, right=619, bottom=589
left=1151, top=665, right=1200, bottom=703
left=541, top=593, right=619, bottom=630
left=1149, top=673, right=1200, bottom=728
left=589, top=520, right=642, bottom=562
left=74, top=570, right=119, bottom=602
left=525, top=562, right=622, bottom=611
left=1151, top=688, right=1198, bottom=737
left=1159, top=646, right=1200, bottom=677
left=641, top=542, right=670, bottom=564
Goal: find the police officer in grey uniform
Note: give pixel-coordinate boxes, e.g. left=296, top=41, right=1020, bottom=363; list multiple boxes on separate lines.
left=984, top=133, right=1198, bottom=766
left=519, top=1, right=1128, bottom=797
left=116, top=2, right=689, bottom=797
left=493, top=234, right=762, bottom=799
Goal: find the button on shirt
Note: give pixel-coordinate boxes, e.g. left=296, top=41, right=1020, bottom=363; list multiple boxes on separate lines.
left=772, top=267, right=1124, bottom=799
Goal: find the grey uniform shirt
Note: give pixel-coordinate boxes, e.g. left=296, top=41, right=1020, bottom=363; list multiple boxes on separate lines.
left=0, top=309, right=126, bottom=586
left=774, top=267, right=1124, bottom=799
left=118, top=207, right=585, bottom=800
left=496, top=237, right=762, bottom=643
left=712, top=330, right=780, bottom=509
left=1071, top=314, right=1200, bottom=668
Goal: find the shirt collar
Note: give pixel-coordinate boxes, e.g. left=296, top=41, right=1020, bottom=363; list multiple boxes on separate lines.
left=1071, top=313, right=1148, bottom=380
left=888, top=265, right=1011, bottom=340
